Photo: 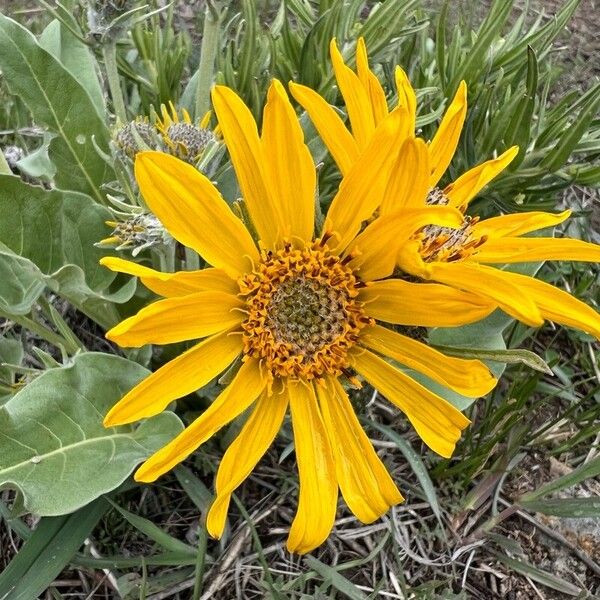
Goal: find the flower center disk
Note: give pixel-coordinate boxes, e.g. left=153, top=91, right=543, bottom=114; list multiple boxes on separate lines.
left=239, top=241, right=371, bottom=382
left=417, top=188, right=486, bottom=262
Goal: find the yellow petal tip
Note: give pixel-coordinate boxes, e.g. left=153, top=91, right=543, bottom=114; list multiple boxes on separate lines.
left=103, top=414, right=118, bottom=428
left=133, top=465, right=158, bottom=484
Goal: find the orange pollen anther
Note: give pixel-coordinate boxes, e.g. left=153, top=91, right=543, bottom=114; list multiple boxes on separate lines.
left=238, top=240, right=372, bottom=383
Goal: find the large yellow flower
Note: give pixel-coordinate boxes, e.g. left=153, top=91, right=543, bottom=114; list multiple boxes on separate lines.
left=291, top=39, right=600, bottom=338
left=100, top=81, right=498, bottom=554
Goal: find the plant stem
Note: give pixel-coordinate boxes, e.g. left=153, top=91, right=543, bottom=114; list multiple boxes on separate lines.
left=102, top=40, right=127, bottom=124
left=38, top=297, right=86, bottom=354
left=192, top=525, right=208, bottom=600
left=0, top=309, right=71, bottom=352
left=185, top=248, right=200, bottom=271
left=195, top=1, right=221, bottom=120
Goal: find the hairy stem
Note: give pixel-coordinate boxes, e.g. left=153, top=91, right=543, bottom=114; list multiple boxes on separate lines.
left=102, top=40, right=127, bottom=124
left=195, top=1, right=221, bottom=120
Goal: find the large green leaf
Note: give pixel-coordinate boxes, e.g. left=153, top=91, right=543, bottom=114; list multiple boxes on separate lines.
left=0, top=175, right=135, bottom=327
left=0, top=176, right=113, bottom=290
left=38, top=19, right=106, bottom=116
left=0, top=249, right=47, bottom=315
left=426, top=311, right=511, bottom=410
left=0, top=352, right=183, bottom=516
left=0, top=246, right=136, bottom=330
left=0, top=13, right=112, bottom=201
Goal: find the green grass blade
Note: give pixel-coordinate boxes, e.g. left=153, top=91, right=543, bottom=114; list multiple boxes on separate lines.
left=521, top=455, right=600, bottom=502
left=304, top=556, right=368, bottom=600
left=107, top=498, right=197, bottom=556
left=0, top=497, right=109, bottom=600
left=368, top=421, right=444, bottom=527
left=488, top=548, right=582, bottom=596
left=520, top=497, right=600, bottom=518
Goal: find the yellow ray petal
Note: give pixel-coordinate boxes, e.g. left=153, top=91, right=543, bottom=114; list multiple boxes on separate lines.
left=356, top=37, right=388, bottom=125
left=103, top=330, right=242, bottom=426
left=381, top=137, right=431, bottom=214
left=477, top=237, right=600, bottom=264
left=105, top=291, right=244, bottom=348
left=428, top=81, right=467, bottom=187
left=317, top=377, right=403, bottom=524
left=324, top=108, right=406, bottom=252
left=211, top=85, right=284, bottom=248
left=472, top=210, right=571, bottom=239
left=425, top=261, right=543, bottom=327
left=444, top=146, right=519, bottom=208
left=394, top=66, right=417, bottom=133
left=135, top=152, right=258, bottom=278
left=206, top=389, right=288, bottom=538
left=99, top=257, right=238, bottom=297
left=199, top=111, right=212, bottom=129
left=347, top=206, right=464, bottom=282
left=135, top=359, right=266, bottom=483
left=485, top=269, right=600, bottom=339
left=261, top=80, right=315, bottom=242
left=351, top=348, right=470, bottom=458
left=360, top=278, right=496, bottom=327
left=288, top=82, right=360, bottom=176
left=360, top=324, right=497, bottom=397
left=287, top=381, right=337, bottom=554
left=330, top=38, right=376, bottom=149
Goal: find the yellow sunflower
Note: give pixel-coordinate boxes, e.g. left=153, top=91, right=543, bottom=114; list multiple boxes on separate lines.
left=100, top=80, right=498, bottom=554
left=291, top=39, right=600, bottom=339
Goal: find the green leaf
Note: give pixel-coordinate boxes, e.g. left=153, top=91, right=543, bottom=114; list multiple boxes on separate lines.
left=433, top=345, right=553, bottom=375
left=488, top=548, right=581, bottom=596
left=0, top=14, right=112, bottom=201
left=304, top=556, right=367, bottom=600
left=15, top=134, right=57, bottom=181
left=521, top=455, right=600, bottom=503
left=0, top=352, right=183, bottom=516
left=175, top=465, right=213, bottom=513
left=0, top=176, right=134, bottom=327
left=0, top=336, right=24, bottom=404
left=0, top=497, right=110, bottom=600
left=505, top=46, right=538, bottom=168
left=0, top=176, right=113, bottom=290
left=107, top=498, right=197, bottom=555
left=45, top=262, right=137, bottom=329
left=0, top=248, right=47, bottom=315
left=38, top=19, right=106, bottom=116
left=369, top=421, right=444, bottom=528
left=426, top=311, right=511, bottom=409
left=520, top=497, right=600, bottom=518
left=542, top=81, right=600, bottom=172
left=447, top=0, right=513, bottom=92
left=0, top=337, right=23, bottom=383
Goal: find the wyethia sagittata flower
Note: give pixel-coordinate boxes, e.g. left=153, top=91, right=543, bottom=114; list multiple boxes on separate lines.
left=291, top=39, right=600, bottom=338
left=101, top=81, right=497, bottom=553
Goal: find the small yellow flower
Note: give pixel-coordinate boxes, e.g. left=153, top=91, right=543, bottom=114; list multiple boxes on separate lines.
left=291, top=39, right=600, bottom=339
left=155, top=102, right=216, bottom=163
left=97, top=213, right=172, bottom=256
left=101, top=81, right=497, bottom=554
